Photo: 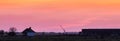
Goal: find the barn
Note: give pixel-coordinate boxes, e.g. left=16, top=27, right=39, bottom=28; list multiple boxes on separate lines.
left=22, top=27, right=36, bottom=36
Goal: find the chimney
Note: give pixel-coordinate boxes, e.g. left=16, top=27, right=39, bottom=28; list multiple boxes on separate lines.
left=29, top=27, right=32, bottom=29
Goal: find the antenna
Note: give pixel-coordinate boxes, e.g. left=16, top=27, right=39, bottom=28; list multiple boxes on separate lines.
left=60, top=25, right=66, bottom=33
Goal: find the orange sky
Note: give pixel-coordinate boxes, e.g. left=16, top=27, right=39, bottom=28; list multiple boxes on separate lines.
left=0, top=0, right=120, bottom=32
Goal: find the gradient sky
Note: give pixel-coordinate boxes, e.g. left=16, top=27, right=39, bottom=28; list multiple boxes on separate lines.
left=0, top=0, right=120, bottom=32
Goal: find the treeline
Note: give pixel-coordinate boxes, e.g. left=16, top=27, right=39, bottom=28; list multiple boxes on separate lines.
left=0, top=27, right=17, bottom=36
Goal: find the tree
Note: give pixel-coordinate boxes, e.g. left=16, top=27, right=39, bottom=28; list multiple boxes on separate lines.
left=8, top=27, right=17, bottom=36
left=9, top=27, right=17, bottom=32
left=0, top=30, right=4, bottom=36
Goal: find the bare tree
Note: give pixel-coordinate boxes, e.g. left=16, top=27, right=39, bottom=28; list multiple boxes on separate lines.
left=0, top=30, right=4, bottom=36
left=9, top=27, right=17, bottom=32
left=8, top=27, right=17, bottom=36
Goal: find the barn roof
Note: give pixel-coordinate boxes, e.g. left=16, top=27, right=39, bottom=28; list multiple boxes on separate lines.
left=22, top=27, right=35, bottom=34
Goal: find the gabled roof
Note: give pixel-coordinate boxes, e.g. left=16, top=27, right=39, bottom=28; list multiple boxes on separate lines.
left=22, top=27, right=35, bottom=34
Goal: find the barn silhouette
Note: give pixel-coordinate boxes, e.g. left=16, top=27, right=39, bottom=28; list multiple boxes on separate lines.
left=22, top=27, right=36, bottom=36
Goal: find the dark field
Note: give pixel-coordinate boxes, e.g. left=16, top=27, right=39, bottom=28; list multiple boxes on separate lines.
left=1, top=29, right=120, bottom=41
left=0, top=35, right=120, bottom=41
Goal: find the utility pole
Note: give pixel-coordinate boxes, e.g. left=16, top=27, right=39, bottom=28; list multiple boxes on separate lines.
left=60, top=25, right=66, bottom=33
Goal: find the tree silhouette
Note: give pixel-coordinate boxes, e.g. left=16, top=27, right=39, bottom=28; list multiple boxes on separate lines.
left=9, top=27, right=17, bottom=32
left=0, top=30, right=4, bottom=36
left=8, top=27, right=17, bottom=36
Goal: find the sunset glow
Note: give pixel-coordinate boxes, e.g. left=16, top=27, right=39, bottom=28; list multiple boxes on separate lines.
left=0, top=0, right=120, bottom=32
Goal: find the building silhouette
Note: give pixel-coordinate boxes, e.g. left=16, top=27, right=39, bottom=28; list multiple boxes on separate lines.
left=22, top=27, right=36, bottom=36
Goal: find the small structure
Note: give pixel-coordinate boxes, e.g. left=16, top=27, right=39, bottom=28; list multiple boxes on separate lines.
left=22, top=27, right=36, bottom=36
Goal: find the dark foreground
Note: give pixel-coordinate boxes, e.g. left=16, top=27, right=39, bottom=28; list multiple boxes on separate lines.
left=0, top=35, right=120, bottom=41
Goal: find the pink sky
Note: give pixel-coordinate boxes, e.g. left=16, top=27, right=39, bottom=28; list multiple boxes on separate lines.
left=0, top=0, right=120, bottom=32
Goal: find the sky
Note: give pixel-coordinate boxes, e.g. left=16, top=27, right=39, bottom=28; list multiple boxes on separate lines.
left=0, top=0, right=120, bottom=32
